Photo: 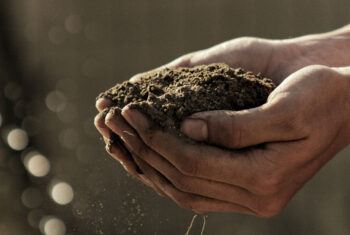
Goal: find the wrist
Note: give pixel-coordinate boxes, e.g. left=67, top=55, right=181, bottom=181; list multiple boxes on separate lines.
left=283, top=25, right=350, bottom=68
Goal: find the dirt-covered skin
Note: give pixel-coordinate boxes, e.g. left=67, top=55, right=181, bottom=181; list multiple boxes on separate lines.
left=97, top=63, right=276, bottom=134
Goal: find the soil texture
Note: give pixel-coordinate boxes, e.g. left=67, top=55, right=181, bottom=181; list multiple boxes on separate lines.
left=98, top=63, right=276, bottom=135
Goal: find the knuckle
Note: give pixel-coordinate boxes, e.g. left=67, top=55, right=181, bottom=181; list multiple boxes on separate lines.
left=177, top=53, right=193, bottom=66
left=305, top=64, right=332, bottom=75
left=235, top=37, right=272, bottom=49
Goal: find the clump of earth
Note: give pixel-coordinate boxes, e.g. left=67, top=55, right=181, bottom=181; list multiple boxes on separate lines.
left=97, top=63, right=276, bottom=135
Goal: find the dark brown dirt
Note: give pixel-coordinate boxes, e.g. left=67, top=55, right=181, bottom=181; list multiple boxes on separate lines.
left=97, top=63, right=276, bottom=135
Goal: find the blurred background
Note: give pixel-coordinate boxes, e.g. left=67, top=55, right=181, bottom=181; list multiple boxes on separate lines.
left=0, top=0, right=350, bottom=234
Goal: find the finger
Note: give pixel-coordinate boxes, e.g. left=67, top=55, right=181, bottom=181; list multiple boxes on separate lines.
left=130, top=151, right=167, bottom=198
left=104, top=135, right=140, bottom=177
left=104, top=108, right=168, bottom=196
left=96, top=108, right=143, bottom=174
left=180, top=100, right=308, bottom=149
left=116, top=118, right=256, bottom=204
left=139, top=173, right=167, bottom=198
left=114, top=122, right=258, bottom=210
left=96, top=107, right=146, bottom=176
left=94, top=109, right=112, bottom=138
left=103, top=108, right=144, bottom=173
left=96, top=98, right=112, bottom=112
left=121, top=107, right=275, bottom=192
left=96, top=101, right=166, bottom=197
left=133, top=154, right=255, bottom=215
left=104, top=107, right=148, bottom=174
left=104, top=136, right=140, bottom=177
left=104, top=136, right=167, bottom=197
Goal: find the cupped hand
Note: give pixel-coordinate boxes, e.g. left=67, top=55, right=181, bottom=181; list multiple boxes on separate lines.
left=95, top=36, right=303, bottom=179
left=113, top=65, right=350, bottom=216
left=95, top=36, right=292, bottom=197
left=94, top=35, right=349, bottom=214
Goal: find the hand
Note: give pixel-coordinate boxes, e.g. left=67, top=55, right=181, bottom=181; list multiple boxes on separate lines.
left=128, top=36, right=319, bottom=85
left=94, top=31, right=350, bottom=211
left=115, top=65, right=350, bottom=216
left=95, top=36, right=309, bottom=192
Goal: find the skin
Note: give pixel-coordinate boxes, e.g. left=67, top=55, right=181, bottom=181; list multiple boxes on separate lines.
left=95, top=25, right=350, bottom=217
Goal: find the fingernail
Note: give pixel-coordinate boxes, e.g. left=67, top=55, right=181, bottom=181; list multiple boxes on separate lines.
left=96, top=98, right=112, bottom=112
left=181, top=119, right=208, bottom=141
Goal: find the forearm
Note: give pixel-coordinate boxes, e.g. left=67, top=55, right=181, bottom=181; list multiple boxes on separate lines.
left=286, top=24, right=350, bottom=67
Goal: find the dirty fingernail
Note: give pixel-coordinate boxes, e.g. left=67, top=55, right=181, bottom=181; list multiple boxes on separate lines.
left=181, top=119, right=208, bottom=141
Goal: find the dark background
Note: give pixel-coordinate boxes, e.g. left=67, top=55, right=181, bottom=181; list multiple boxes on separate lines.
left=1, top=0, right=350, bottom=234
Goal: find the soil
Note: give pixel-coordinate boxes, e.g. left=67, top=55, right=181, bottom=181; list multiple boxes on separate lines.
left=97, top=63, right=276, bottom=135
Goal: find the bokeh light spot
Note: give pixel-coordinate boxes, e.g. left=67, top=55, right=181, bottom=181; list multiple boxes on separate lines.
left=24, top=152, right=50, bottom=177
left=45, top=90, right=67, bottom=112
left=39, top=216, right=66, bottom=235
left=50, top=181, right=74, bottom=205
left=7, top=128, right=28, bottom=151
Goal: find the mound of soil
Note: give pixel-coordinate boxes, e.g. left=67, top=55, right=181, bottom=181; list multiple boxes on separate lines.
left=97, top=63, right=276, bottom=135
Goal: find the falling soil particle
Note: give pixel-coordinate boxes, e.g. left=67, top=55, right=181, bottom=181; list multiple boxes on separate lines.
left=97, top=63, right=276, bottom=135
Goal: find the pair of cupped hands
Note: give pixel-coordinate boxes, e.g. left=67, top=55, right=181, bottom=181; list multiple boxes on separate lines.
left=95, top=37, right=350, bottom=217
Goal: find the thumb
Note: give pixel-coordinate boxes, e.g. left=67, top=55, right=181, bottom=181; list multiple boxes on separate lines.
left=180, top=104, right=304, bottom=149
